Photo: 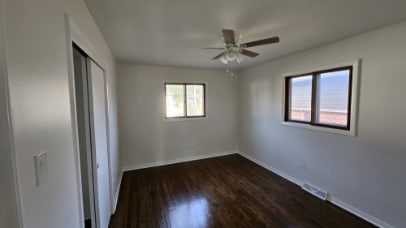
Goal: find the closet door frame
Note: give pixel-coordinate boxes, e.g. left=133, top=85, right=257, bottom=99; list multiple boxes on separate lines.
left=65, top=14, right=113, bottom=228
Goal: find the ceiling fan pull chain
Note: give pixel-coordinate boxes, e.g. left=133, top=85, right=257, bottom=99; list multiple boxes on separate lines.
left=225, top=69, right=234, bottom=77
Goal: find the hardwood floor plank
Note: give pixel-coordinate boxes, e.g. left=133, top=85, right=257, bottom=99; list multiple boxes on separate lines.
left=109, top=154, right=375, bottom=228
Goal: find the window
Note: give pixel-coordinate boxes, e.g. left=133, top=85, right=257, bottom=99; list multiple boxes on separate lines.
left=285, top=66, right=352, bottom=130
left=165, top=83, right=205, bottom=118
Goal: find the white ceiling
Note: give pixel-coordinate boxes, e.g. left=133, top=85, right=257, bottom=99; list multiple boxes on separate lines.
left=84, top=0, right=406, bottom=69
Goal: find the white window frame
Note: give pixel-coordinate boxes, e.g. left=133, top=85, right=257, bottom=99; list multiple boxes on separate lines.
left=281, top=59, right=360, bottom=136
left=164, top=82, right=207, bottom=121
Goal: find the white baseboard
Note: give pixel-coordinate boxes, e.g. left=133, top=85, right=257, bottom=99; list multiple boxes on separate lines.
left=238, top=151, right=393, bottom=228
left=330, top=197, right=394, bottom=228
left=112, top=170, right=123, bottom=214
left=122, top=150, right=238, bottom=172
left=239, top=152, right=303, bottom=186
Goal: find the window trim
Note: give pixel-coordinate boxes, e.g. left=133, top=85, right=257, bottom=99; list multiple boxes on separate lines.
left=282, top=60, right=360, bottom=136
left=164, top=82, right=206, bottom=119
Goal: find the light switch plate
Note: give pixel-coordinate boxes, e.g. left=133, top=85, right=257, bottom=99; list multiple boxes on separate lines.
left=34, top=150, right=48, bottom=187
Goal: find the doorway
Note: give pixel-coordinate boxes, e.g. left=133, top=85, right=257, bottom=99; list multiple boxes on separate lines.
left=72, top=44, right=111, bottom=228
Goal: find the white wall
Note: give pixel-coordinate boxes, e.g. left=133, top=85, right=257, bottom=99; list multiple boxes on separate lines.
left=239, top=20, right=406, bottom=228
left=0, top=1, right=21, bottom=227
left=3, top=0, right=119, bottom=227
left=118, top=64, right=238, bottom=169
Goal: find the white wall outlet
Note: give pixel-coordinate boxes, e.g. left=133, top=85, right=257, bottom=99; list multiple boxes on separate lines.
left=34, top=150, right=48, bottom=187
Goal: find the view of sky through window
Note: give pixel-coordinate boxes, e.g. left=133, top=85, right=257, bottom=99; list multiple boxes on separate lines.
left=316, top=70, right=350, bottom=126
left=287, top=68, right=351, bottom=128
left=290, top=75, right=312, bottom=122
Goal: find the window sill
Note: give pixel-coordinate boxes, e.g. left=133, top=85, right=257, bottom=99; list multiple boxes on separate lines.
left=163, top=116, right=207, bottom=122
left=281, top=121, right=356, bottom=136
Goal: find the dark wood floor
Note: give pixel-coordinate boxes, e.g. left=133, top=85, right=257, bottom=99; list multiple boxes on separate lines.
left=109, top=154, right=374, bottom=228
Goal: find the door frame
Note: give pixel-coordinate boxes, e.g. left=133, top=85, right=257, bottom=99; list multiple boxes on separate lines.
left=0, top=1, right=23, bottom=227
left=65, top=13, right=113, bottom=228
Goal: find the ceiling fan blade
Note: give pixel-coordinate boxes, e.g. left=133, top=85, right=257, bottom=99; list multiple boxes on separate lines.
left=240, top=49, right=259, bottom=57
left=242, top=36, right=280, bottom=48
left=212, top=52, right=226, bottom=60
left=222, top=29, right=235, bottom=44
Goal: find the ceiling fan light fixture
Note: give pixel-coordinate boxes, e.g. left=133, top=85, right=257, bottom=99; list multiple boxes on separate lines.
left=219, top=55, right=228, bottom=64
left=226, top=51, right=236, bottom=61
left=236, top=52, right=245, bottom=63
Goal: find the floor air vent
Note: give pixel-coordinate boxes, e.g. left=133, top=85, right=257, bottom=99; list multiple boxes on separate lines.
left=302, top=182, right=328, bottom=200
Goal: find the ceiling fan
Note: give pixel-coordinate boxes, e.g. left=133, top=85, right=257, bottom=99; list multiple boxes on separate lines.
left=204, top=29, right=280, bottom=64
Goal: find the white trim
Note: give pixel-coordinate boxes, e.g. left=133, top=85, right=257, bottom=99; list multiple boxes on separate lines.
left=65, top=13, right=114, bottom=228
left=164, top=80, right=209, bottom=84
left=122, top=150, right=237, bottom=172
left=281, top=59, right=359, bottom=79
left=281, top=121, right=355, bottom=136
left=330, top=197, right=394, bottom=228
left=102, top=56, right=115, bottom=216
left=238, top=152, right=303, bottom=186
left=69, top=19, right=107, bottom=71
left=281, top=59, right=360, bottom=136
left=64, top=13, right=85, bottom=228
left=112, top=170, right=123, bottom=213
left=0, top=1, right=24, bottom=226
left=238, top=151, right=394, bottom=228
left=163, top=116, right=208, bottom=122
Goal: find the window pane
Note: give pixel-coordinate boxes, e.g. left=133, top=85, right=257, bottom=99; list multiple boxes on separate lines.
left=166, top=84, right=185, bottom=117
left=316, top=70, right=350, bottom=127
left=186, top=84, right=204, bottom=116
left=289, top=76, right=312, bottom=122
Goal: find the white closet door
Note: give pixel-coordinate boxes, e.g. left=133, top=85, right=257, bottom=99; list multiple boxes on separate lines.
left=87, top=59, right=111, bottom=228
